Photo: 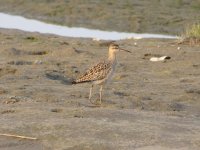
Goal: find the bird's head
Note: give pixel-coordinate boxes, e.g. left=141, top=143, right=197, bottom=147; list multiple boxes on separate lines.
left=109, top=43, right=131, bottom=53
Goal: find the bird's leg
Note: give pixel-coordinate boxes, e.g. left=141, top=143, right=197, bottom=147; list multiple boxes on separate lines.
left=89, top=85, right=94, bottom=104
left=99, top=85, right=103, bottom=105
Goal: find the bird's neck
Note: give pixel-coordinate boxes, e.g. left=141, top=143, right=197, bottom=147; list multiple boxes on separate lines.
left=108, top=51, right=116, bottom=63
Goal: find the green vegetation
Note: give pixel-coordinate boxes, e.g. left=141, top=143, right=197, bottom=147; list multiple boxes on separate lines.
left=185, top=24, right=200, bottom=38
left=180, top=23, right=200, bottom=45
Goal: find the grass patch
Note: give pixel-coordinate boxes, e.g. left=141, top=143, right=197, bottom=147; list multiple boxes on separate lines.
left=179, top=23, right=200, bottom=45
left=185, top=24, right=200, bottom=38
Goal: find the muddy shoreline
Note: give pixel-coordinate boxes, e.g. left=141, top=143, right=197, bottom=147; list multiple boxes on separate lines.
left=0, top=28, right=199, bottom=149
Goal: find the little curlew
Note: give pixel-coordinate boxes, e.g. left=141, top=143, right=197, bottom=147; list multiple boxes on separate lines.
left=72, top=43, right=131, bottom=105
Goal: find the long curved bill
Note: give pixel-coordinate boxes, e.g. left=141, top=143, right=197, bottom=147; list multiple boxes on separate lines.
left=119, top=48, right=131, bottom=53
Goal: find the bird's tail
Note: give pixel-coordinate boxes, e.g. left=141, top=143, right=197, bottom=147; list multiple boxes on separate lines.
left=71, top=80, right=91, bottom=85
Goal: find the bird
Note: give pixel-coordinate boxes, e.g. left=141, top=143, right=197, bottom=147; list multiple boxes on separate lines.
left=72, top=43, right=131, bottom=105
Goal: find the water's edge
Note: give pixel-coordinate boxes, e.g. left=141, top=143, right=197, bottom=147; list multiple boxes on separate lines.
left=0, top=13, right=178, bottom=40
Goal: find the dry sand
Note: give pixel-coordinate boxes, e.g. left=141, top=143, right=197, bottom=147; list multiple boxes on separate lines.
left=0, top=29, right=200, bottom=149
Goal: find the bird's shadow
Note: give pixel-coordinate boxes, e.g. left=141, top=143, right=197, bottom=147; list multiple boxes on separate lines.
left=45, top=71, right=72, bottom=85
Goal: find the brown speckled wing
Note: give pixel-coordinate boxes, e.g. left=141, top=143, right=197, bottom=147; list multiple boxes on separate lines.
left=75, top=61, right=112, bottom=83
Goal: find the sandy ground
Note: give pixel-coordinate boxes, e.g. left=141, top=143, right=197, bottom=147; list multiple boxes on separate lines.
left=0, top=29, right=199, bottom=149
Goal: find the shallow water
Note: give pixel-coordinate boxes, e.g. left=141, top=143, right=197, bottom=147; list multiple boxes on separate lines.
left=0, top=12, right=178, bottom=40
